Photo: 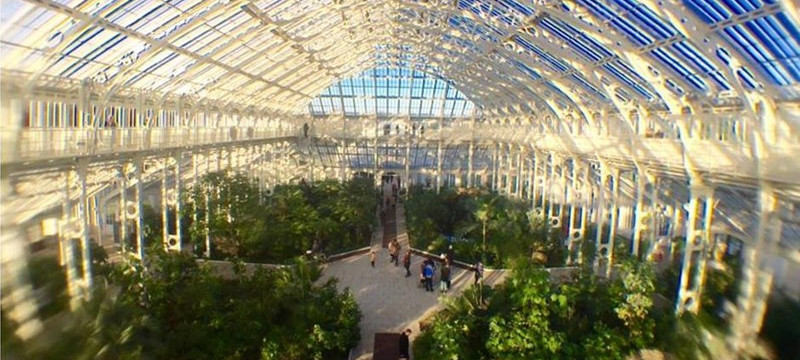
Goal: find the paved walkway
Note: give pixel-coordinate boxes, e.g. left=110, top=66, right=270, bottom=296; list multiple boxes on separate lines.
left=320, top=182, right=507, bottom=360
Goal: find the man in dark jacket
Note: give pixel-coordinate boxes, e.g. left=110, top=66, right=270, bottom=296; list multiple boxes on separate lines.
left=403, top=250, right=412, bottom=277
left=399, top=328, right=412, bottom=359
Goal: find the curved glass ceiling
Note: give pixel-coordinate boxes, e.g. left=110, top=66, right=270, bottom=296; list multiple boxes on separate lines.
left=0, top=0, right=797, bottom=112
left=309, top=67, right=478, bottom=118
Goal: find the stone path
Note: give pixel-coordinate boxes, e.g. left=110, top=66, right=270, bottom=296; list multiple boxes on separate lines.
left=320, top=182, right=507, bottom=360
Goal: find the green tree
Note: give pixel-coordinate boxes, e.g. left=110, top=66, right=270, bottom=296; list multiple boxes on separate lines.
left=611, top=260, right=656, bottom=349
left=487, top=263, right=565, bottom=359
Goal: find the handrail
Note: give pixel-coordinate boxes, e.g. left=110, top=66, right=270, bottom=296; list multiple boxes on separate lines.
left=5, top=125, right=798, bottom=186
left=1, top=127, right=298, bottom=164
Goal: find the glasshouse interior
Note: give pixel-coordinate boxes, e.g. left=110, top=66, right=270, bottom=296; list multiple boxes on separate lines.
left=1, top=0, right=800, bottom=359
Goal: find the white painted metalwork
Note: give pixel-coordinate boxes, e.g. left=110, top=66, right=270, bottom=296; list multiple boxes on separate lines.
left=1, top=0, right=798, bottom=346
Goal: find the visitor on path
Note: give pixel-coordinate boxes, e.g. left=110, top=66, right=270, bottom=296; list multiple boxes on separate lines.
left=474, top=261, right=484, bottom=285
left=394, top=240, right=402, bottom=266
left=399, top=329, right=412, bottom=359
left=303, top=122, right=309, bottom=138
left=403, top=250, right=412, bottom=277
left=423, top=261, right=435, bottom=292
left=369, top=250, right=376, bottom=268
left=388, top=240, right=397, bottom=264
left=419, top=261, right=426, bottom=287
left=440, top=261, right=451, bottom=293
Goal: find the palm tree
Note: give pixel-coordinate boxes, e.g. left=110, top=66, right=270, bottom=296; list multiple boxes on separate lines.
left=474, top=195, right=500, bottom=304
left=527, top=210, right=549, bottom=264
left=475, top=196, right=499, bottom=265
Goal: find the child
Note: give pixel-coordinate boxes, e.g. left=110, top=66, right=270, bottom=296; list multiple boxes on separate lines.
left=369, top=250, right=376, bottom=267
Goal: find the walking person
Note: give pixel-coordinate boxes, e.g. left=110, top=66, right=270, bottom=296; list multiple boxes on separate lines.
left=440, top=261, right=451, bottom=293
left=474, top=261, right=484, bottom=285
left=388, top=240, right=397, bottom=264
left=369, top=250, right=376, bottom=268
left=423, top=261, right=435, bottom=292
left=419, top=261, right=426, bottom=288
left=399, top=328, right=412, bottom=360
left=403, top=249, right=412, bottom=277
left=394, top=240, right=402, bottom=266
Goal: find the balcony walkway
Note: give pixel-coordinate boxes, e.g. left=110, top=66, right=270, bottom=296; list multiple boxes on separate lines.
left=319, top=180, right=507, bottom=360
left=6, top=127, right=799, bottom=188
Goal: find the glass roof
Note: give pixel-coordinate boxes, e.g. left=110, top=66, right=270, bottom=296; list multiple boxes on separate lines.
left=312, top=142, right=494, bottom=170
left=309, top=67, right=477, bottom=118
left=0, top=0, right=798, bottom=113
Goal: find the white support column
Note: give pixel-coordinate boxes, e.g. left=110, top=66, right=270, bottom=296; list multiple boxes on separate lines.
left=579, top=165, right=591, bottom=262
left=532, top=153, right=542, bottom=212
left=606, top=169, right=621, bottom=277
left=594, top=164, right=608, bottom=273
left=501, top=144, right=508, bottom=195
left=557, top=159, right=567, bottom=227
left=436, top=139, right=442, bottom=193
left=516, top=148, right=524, bottom=198
left=133, top=157, right=145, bottom=260
left=117, top=166, right=127, bottom=254
left=567, top=161, right=589, bottom=265
left=405, top=139, right=411, bottom=189
left=161, top=153, right=182, bottom=251
left=373, top=117, right=379, bottom=185
left=729, top=185, right=781, bottom=354
left=467, top=142, right=474, bottom=188
left=58, top=171, right=81, bottom=305
left=161, top=158, right=170, bottom=249
left=527, top=155, right=535, bottom=206
left=216, top=148, right=222, bottom=172
left=505, top=144, right=513, bottom=196
left=227, top=146, right=233, bottom=171
left=646, top=177, right=669, bottom=261
left=491, top=144, right=498, bottom=192
left=676, top=184, right=715, bottom=314
left=75, top=159, right=92, bottom=296
left=666, top=201, right=681, bottom=263
left=566, top=160, right=578, bottom=263
left=631, top=170, right=652, bottom=258
left=203, top=151, right=212, bottom=258
left=232, top=146, right=240, bottom=173
left=546, top=155, right=560, bottom=228
left=59, top=171, right=79, bottom=301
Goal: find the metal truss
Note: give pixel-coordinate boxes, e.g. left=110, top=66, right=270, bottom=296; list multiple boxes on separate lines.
left=1, top=0, right=799, bottom=353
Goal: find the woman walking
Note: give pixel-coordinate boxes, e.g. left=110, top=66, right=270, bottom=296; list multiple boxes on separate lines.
left=439, top=261, right=451, bottom=293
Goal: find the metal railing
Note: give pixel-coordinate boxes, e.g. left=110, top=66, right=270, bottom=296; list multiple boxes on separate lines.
left=3, top=127, right=298, bottom=164
left=5, top=124, right=799, bottom=186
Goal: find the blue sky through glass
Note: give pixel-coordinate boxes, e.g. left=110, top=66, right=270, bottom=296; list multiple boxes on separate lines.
left=309, top=67, right=477, bottom=117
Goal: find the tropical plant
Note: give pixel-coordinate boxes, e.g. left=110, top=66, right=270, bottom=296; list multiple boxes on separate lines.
left=414, top=258, right=665, bottom=360
left=6, top=247, right=362, bottom=360
left=405, top=187, right=567, bottom=268
left=183, top=172, right=377, bottom=263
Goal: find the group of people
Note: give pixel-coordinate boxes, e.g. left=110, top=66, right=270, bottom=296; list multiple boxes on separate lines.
left=371, top=243, right=486, bottom=291
left=388, top=238, right=403, bottom=267
left=420, top=256, right=452, bottom=293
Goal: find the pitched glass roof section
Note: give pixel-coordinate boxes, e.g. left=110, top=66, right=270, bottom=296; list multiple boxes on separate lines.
left=1, top=0, right=798, bottom=114
left=309, top=67, right=477, bottom=118
left=684, top=0, right=800, bottom=88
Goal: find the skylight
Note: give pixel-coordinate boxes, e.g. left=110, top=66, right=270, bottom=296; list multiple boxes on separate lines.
left=309, top=67, right=478, bottom=118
